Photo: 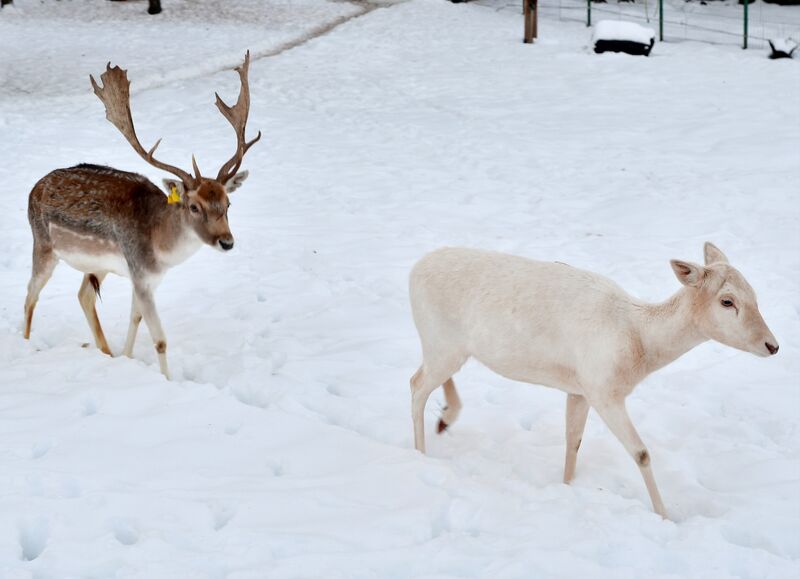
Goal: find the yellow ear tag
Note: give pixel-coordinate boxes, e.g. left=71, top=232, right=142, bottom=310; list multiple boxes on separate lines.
left=167, top=184, right=182, bottom=205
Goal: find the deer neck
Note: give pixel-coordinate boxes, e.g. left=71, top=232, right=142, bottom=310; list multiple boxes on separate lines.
left=637, top=288, right=708, bottom=374
left=152, top=204, right=204, bottom=270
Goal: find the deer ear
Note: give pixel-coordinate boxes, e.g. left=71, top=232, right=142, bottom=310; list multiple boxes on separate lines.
left=671, top=260, right=706, bottom=288
left=703, top=242, right=729, bottom=265
left=224, top=170, right=249, bottom=194
left=162, top=179, right=186, bottom=197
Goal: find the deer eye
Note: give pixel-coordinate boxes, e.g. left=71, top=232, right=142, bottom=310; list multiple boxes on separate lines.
left=721, top=298, right=734, bottom=308
left=190, top=204, right=200, bottom=214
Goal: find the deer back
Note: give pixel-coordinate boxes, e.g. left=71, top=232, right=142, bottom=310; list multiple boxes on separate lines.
left=29, top=164, right=184, bottom=276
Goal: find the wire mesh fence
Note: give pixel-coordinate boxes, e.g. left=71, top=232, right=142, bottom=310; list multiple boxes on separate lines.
left=483, top=0, right=800, bottom=49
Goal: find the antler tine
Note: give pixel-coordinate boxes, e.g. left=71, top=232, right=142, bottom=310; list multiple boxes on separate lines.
left=215, top=51, right=262, bottom=183
left=90, top=64, right=197, bottom=189
left=192, top=154, right=202, bottom=180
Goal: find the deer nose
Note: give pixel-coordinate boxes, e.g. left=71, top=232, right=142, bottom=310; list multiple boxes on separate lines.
left=765, top=342, right=779, bottom=356
left=219, top=238, right=234, bottom=251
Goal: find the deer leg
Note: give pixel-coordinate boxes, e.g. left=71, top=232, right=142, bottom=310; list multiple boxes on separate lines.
left=133, top=284, right=170, bottom=379
left=24, top=246, right=58, bottom=339
left=411, top=355, right=465, bottom=453
left=592, top=399, right=668, bottom=518
left=122, top=291, right=142, bottom=358
left=78, top=273, right=112, bottom=356
left=438, top=378, right=462, bottom=434
left=563, top=393, right=590, bottom=484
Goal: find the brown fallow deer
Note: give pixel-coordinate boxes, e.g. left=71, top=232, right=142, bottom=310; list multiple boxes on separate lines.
left=409, top=243, right=779, bottom=518
left=24, top=52, right=261, bottom=379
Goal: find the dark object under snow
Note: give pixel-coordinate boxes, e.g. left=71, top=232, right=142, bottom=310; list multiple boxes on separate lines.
left=593, top=21, right=655, bottom=57
left=768, top=39, right=797, bottom=59
left=595, top=38, right=655, bottom=56
left=108, top=0, right=161, bottom=14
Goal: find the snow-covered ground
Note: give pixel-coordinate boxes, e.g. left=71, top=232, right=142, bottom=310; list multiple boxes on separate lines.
left=0, top=0, right=372, bottom=99
left=1, top=0, right=799, bottom=577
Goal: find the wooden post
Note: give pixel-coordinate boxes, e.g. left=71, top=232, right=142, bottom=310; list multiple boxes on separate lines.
left=524, top=0, right=537, bottom=43
left=524, top=0, right=533, bottom=43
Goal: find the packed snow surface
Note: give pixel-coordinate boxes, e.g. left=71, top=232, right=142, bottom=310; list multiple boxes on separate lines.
left=594, top=20, right=656, bottom=44
left=1, top=0, right=799, bottom=577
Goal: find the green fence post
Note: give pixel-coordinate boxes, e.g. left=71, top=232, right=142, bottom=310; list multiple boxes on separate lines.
left=743, top=0, right=749, bottom=49
left=587, top=0, right=591, bottom=27
left=659, top=0, right=664, bottom=41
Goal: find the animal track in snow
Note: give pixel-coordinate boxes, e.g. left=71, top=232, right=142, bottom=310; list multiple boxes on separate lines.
left=210, top=503, right=237, bottom=531
left=232, top=383, right=271, bottom=409
left=18, top=518, right=48, bottom=561
left=109, top=518, right=139, bottom=546
left=81, top=398, right=98, bottom=417
left=518, top=414, right=535, bottom=431
left=266, top=459, right=285, bottom=477
left=483, top=388, right=503, bottom=405
left=31, top=440, right=52, bottom=459
left=268, top=351, right=287, bottom=374
left=326, top=383, right=345, bottom=397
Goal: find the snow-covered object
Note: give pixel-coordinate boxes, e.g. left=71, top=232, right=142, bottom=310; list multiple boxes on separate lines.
left=594, top=20, right=656, bottom=44
left=769, top=38, right=797, bottom=58
left=594, top=20, right=656, bottom=56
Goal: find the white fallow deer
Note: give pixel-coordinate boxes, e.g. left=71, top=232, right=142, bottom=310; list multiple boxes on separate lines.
left=409, top=243, right=779, bottom=518
left=24, top=52, right=261, bottom=379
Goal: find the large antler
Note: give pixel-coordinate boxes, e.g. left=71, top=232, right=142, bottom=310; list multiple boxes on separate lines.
left=215, top=51, right=262, bottom=184
left=90, top=64, right=200, bottom=189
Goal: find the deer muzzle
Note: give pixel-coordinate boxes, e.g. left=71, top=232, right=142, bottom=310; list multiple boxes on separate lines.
left=218, top=236, right=234, bottom=251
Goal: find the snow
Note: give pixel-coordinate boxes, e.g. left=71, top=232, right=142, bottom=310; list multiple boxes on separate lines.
left=594, top=20, right=655, bottom=45
left=0, top=0, right=365, bottom=100
left=770, top=37, right=798, bottom=55
left=1, top=0, right=799, bottom=577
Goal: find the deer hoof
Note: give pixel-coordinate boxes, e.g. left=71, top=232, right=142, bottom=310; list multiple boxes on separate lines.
left=437, top=418, right=449, bottom=434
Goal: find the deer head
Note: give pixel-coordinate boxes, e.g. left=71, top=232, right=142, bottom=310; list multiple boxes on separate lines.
left=90, top=52, right=261, bottom=252
left=671, top=242, right=779, bottom=357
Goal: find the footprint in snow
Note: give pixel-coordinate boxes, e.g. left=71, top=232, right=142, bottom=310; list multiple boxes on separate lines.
left=483, top=389, right=503, bottom=405
left=268, top=351, right=287, bottom=374
left=225, top=422, right=242, bottom=435
left=18, top=518, right=48, bottom=561
left=210, top=503, right=237, bottom=531
left=326, top=383, right=344, bottom=397
left=518, top=414, right=535, bottom=431
left=31, top=440, right=52, bottom=459
left=232, top=384, right=271, bottom=409
left=81, top=398, right=98, bottom=417
left=109, top=517, right=139, bottom=546
left=266, top=460, right=285, bottom=477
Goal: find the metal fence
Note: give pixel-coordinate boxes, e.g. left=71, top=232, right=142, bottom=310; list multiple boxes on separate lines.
left=484, top=0, right=800, bottom=49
